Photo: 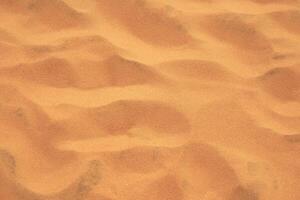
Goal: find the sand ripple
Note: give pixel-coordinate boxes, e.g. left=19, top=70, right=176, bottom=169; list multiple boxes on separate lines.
left=0, top=0, right=299, bottom=200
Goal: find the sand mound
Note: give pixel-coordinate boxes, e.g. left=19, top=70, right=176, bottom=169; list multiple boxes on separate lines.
left=229, top=185, right=258, bottom=200
left=20, top=35, right=119, bottom=63
left=119, top=143, right=240, bottom=199
left=176, top=143, right=239, bottom=196
left=197, top=13, right=276, bottom=65
left=284, top=134, right=300, bottom=143
left=199, top=13, right=273, bottom=53
left=1, top=55, right=163, bottom=89
left=270, top=10, right=300, bottom=35
left=0, top=85, right=77, bottom=169
left=0, top=58, right=78, bottom=88
left=0, top=149, right=15, bottom=177
left=96, top=55, right=163, bottom=87
left=0, top=0, right=299, bottom=199
left=107, top=146, right=165, bottom=173
left=0, top=0, right=88, bottom=30
left=134, top=175, right=184, bottom=200
left=54, top=35, right=118, bottom=58
left=0, top=84, right=50, bottom=131
left=258, top=67, right=300, bottom=101
left=74, top=55, right=164, bottom=88
left=158, top=59, right=241, bottom=82
left=0, top=158, right=101, bottom=200
left=96, top=0, right=192, bottom=46
left=194, top=100, right=292, bottom=152
left=59, top=100, right=190, bottom=139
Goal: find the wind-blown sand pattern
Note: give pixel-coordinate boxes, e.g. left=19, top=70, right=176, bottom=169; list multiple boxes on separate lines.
left=0, top=0, right=300, bottom=199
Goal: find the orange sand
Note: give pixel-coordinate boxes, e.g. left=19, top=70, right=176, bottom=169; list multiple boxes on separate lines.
left=0, top=0, right=300, bottom=200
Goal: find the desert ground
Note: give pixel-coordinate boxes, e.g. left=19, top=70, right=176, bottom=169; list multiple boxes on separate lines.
left=0, top=0, right=300, bottom=200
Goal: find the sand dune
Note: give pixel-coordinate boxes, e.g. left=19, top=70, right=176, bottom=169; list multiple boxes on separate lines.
left=0, top=157, right=101, bottom=200
left=0, top=55, right=163, bottom=88
left=270, top=10, right=300, bottom=34
left=0, top=0, right=299, bottom=200
left=158, top=59, right=242, bottom=83
left=0, top=84, right=50, bottom=131
left=53, top=35, right=119, bottom=58
left=257, top=66, right=300, bottom=101
left=0, top=0, right=88, bottom=30
left=0, top=35, right=119, bottom=66
left=96, top=0, right=193, bottom=46
left=56, top=100, right=190, bottom=140
left=0, top=58, right=78, bottom=88
left=198, top=13, right=274, bottom=65
left=22, top=35, right=118, bottom=60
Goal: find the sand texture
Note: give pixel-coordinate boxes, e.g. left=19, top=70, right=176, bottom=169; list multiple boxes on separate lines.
left=0, top=0, right=300, bottom=200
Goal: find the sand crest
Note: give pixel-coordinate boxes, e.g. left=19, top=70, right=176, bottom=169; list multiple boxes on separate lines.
left=0, top=0, right=299, bottom=200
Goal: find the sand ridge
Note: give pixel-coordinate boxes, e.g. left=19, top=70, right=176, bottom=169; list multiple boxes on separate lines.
left=0, top=0, right=300, bottom=200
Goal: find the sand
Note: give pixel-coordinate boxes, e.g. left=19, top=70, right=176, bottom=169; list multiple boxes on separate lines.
left=0, top=0, right=300, bottom=200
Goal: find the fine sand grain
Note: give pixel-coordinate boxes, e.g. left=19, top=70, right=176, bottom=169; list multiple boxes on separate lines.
left=0, top=0, right=299, bottom=200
